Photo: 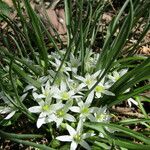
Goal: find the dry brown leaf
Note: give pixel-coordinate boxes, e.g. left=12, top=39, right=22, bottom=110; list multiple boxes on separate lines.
left=2, top=0, right=13, bottom=7
left=138, top=46, right=150, bottom=55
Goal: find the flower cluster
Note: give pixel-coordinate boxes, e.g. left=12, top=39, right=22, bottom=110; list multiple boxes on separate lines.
left=0, top=50, right=137, bottom=150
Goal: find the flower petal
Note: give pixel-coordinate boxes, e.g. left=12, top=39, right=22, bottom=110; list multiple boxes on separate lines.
left=28, top=106, right=41, bottom=113
left=66, top=124, right=76, bottom=135
left=57, top=118, right=63, bottom=128
left=85, top=91, right=94, bottom=105
left=70, top=141, right=78, bottom=150
left=82, top=133, right=95, bottom=139
left=70, top=106, right=80, bottom=113
left=33, top=93, right=45, bottom=99
left=5, top=111, right=16, bottom=119
left=0, top=107, right=11, bottom=114
left=56, top=135, right=72, bottom=142
left=37, top=113, right=46, bottom=128
left=103, top=90, right=115, bottom=96
left=80, top=140, right=91, bottom=150
left=65, top=114, right=76, bottom=122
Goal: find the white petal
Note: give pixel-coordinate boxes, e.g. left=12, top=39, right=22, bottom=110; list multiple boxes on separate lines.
left=108, top=75, right=115, bottom=82
left=87, top=114, right=95, bottom=122
left=37, top=113, right=46, bottom=128
left=56, top=118, right=63, bottom=128
left=85, top=91, right=94, bottom=105
left=96, top=92, right=101, bottom=98
left=74, top=75, right=85, bottom=82
left=47, top=114, right=55, bottom=122
left=71, top=141, right=78, bottom=150
left=56, top=135, right=72, bottom=142
left=66, top=124, right=76, bottom=135
left=33, top=93, right=45, bottom=99
left=24, top=85, right=36, bottom=92
left=80, top=140, right=91, bottom=150
left=82, top=133, right=95, bottom=139
left=45, top=81, right=50, bottom=91
left=120, top=69, right=128, bottom=76
left=68, top=91, right=75, bottom=97
left=28, top=106, right=41, bottom=113
left=77, top=119, right=83, bottom=132
left=93, top=70, right=101, bottom=78
left=103, top=90, right=115, bottom=96
left=65, top=114, right=76, bottom=122
left=70, top=106, right=80, bottom=113
left=0, top=107, right=11, bottom=114
left=21, top=93, right=28, bottom=101
left=61, top=81, right=67, bottom=91
left=76, top=83, right=86, bottom=92
left=5, top=111, right=16, bottom=119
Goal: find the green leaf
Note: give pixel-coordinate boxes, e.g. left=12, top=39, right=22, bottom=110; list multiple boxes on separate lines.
left=23, top=0, right=49, bottom=74
left=84, top=122, right=150, bottom=144
left=0, top=130, right=42, bottom=139
left=12, top=63, right=41, bottom=89
left=119, top=119, right=150, bottom=125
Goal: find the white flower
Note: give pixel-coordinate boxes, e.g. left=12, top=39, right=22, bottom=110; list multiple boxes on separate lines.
left=66, top=78, right=85, bottom=93
left=84, top=50, right=99, bottom=73
left=53, top=81, right=80, bottom=101
left=56, top=120, right=94, bottom=150
left=67, top=53, right=81, bottom=74
left=32, top=81, right=55, bottom=100
left=28, top=94, right=63, bottom=128
left=75, top=71, right=101, bottom=89
left=94, top=78, right=115, bottom=98
left=93, top=106, right=111, bottom=122
left=52, top=100, right=76, bottom=128
left=108, top=69, right=128, bottom=83
left=70, top=91, right=95, bottom=121
left=50, top=58, right=71, bottom=75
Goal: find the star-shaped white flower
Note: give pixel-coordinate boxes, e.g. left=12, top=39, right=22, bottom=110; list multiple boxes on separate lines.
left=70, top=91, right=95, bottom=121
left=50, top=58, right=71, bottom=75
left=93, top=106, right=111, bottom=122
left=66, top=78, right=85, bottom=94
left=51, top=100, right=76, bottom=128
left=53, top=81, right=80, bottom=101
left=32, top=81, right=55, bottom=100
left=108, top=69, right=128, bottom=83
left=56, top=120, right=94, bottom=150
left=67, top=53, right=81, bottom=74
left=94, top=78, right=115, bottom=98
left=75, top=71, right=101, bottom=89
left=28, top=94, right=63, bottom=128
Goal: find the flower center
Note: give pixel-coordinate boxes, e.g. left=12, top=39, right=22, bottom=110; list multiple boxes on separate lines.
left=57, top=110, right=65, bottom=117
left=61, top=92, right=70, bottom=100
left=42, top=105, right=49, bottom=111
left=73, top=133, right=81, bottom=143
left=95, top=85, right=104, bottom=93
left=81, top=107, right=89, bottom=114
left=85, top=79, right=92, bottom=86
left=96, top=114, right=106, bottom=121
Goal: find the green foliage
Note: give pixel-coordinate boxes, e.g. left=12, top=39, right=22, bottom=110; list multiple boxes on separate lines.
left=0, top=0, right=150, bottom=149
